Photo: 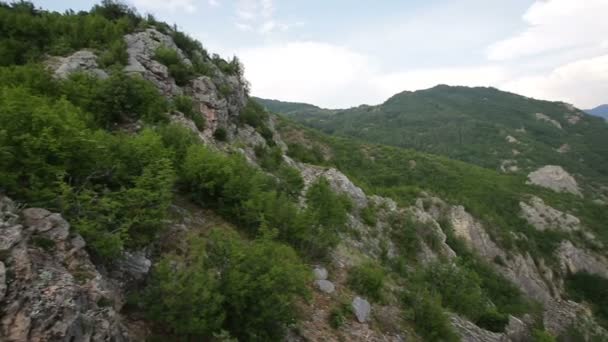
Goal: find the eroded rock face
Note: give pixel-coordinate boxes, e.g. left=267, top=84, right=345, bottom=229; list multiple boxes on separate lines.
left=124, top=28, right=186, bottom=96
left=0, top=195, right=130, bottom=342
left=557, top=241, right=608, bottom=278
left=520, top=196, right=580, bottom=232
left=52, top=50, right=108, bottom=79
left=298, top=165, right=368, bottom=209
left=535, top=113, right=563, bottom=129
left=527, top=165, right=582, bottom=197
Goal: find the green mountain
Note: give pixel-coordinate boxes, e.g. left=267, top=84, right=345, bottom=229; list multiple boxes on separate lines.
left=1, top=2, right=608, bottom=342
left=257, top=85, right=608, bottom=191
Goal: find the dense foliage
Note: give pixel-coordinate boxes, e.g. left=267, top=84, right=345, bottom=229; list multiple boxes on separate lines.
left=259, top=87, right=608, bottom=192
left=142, top=230, right=310, bottom=341
left=565, top=272, right=608, bottom=328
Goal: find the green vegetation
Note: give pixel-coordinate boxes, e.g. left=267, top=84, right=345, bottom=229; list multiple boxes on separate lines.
left=259, top=86, right=608, bottom=190
left=565, top=272, right=608, bottom=328
left=154, top=45, right=194, bottom=86
left=142, top=230, right=310, bottom=341
left=173, top=95, right=205, bottom=130
left=404, top=289, right=459, bottom=342
left=348, top=262, right=386, bottom=302
left=276, top=117, right=608, bottom=261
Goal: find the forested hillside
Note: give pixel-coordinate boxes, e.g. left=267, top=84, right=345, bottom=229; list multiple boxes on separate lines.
left=1, top=2, right=608, bottom=342
left=257, top=86, right=608, bottom=195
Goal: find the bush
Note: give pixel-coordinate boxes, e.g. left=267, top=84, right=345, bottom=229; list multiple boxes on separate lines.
left=98, top=38, right=128, bottom=67
left=565, top=272, right=608, bottom=328
left=361, top=204, right=377, bottom=226
left=254, top=145, right=283, bottom=171
left=476, top=310, right=509, bottom=333
left=154, top=45, right=194, bottom=86
left=143, top=230, right=311, bottom=341
left=276, top=165, right=304, bottom=198
left=404, top=290, right=459, bottom=342
left=532, top=329, right=556, bottom=342
left=214, top=127, right=228, bottom=141
left=348, top=262, right=386, bottom=302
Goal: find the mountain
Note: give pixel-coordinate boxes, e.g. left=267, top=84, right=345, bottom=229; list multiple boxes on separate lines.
left=257, top=85, right=608, bottom=192
left=2, top=2, right=608, bottom=342
left=586, top=104, right=608, bottom=120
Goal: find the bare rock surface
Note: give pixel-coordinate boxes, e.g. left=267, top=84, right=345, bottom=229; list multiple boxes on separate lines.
left=52, top=50, right=108, bottom=79
left=527, top=165, right=582, bottom=197
left=535, top=113, right=563, bottom=129
left=315, top=280, right=335, bottom=294
left=352, top=297, right=371, bottom=323
left=520, top=196, right=580, bottom=232
left=0, top=195, right=130, bottom=342
left=557, top=241, right=608, bottom=278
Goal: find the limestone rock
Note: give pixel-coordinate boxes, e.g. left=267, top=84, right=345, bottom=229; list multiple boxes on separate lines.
left=520, top=196, right=580, bottom=232
left=124, top=28, right=186, bottom=96
left=53, top=50, right=108, bottom=79
left=0, top=262, right=5, bottom=302
left=313, top=266, right=328, bottom=280
left=352, top=297, right=371, bottom=323
left=506, top=135, right=519, bottom=144
left=557, top=241, right=608, bottom=278
left=298, top=165, right=368, bottom=208
left=535, top=113, right=562, bottom=129
left=557, top=144, right=571, bottom=153
left=115, top=250, right=152, bottom=281
left=450, top=315, right=504, bottom=342
left=527, top=165, right=582, bottom=197
left=0, top=197, right=130, bottom=341
left=314, top=280, right=335, bottom=294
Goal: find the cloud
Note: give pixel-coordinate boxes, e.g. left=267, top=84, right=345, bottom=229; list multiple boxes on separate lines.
left=239, top=41, right=512, bottom=108
left=502, top=54, right=608, bottom=108
left=130, top=0, right=197, bottom=13
left=487, top=0, right=608, bottom=61
left=234, top=0, right=292, bottom=35
left=208, top=0, right=220, bottom=7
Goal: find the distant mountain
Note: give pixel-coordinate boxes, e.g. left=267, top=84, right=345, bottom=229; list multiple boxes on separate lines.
left=585, top=104, right=608, bottom=120
left=257, top=85, right=608, bottom=188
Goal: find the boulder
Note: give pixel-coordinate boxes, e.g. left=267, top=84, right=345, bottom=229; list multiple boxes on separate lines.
left=313, top=266, right=328, bottom=280
left=53, top=50, right=108, bottom=79
left=314, top=280, right=335, bottom=294
left=352, top=296, right=371, bottom=323
left=520, top=196, right=580, bottom=232
left=527, top=165, right=582, bottom=197
left=116, top=250, right=152, bottom=281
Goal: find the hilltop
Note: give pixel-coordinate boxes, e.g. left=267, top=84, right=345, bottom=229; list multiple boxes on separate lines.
left=257, top=85, right=608, bottom=195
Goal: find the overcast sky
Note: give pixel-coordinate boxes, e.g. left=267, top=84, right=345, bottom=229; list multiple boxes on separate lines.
left=33, top=0, right=608, bottom=109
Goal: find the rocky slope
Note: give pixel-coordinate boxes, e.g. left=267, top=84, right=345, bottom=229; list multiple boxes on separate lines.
left=2, top=6, right=608, bottom=342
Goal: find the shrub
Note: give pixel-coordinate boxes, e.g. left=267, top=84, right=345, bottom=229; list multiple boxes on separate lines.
left=98, top=38, right=128, bottom=67
left=276, top=165, right=304, bottom=198
left=153, top=45, right=194, bottom=86
left=565, top=272, right=608, bottom=328
left=532, top=329, right=556, bottom=342
left=214, top=127, right=228, bottom=141
left=361, top=204, right=378, bottom=226
left=254, top=145, right=283, bottom=171
left=348, top=262, right=386, bottom=302
left=404, top=290, right=459, bottom=342
left=475, top=310, right=509, bottom=333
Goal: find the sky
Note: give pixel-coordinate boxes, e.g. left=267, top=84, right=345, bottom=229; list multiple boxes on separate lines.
left=32, top=0, right=608, bottom=109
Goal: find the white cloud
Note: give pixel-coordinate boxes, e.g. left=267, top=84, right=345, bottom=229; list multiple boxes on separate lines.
left=234, top=0, right=292, bottom=35
left=503, top=54, right=608, bottom=108
left=208, top=0, right=220, bottom=7
left=239, top=41, right=512, bottom=108
left=487, top=0, right=608, bottom=61
left=130, top=0, right=197, bottom=13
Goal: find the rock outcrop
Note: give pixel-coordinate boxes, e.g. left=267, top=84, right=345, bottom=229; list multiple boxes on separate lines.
left=352, top=297, right=371, bottom=323
left=520, top=196, right=580, bottom=232
left=527, top=165, right=582, bottom=197
left=0, top=195, right=130, bottom=342
left=51, top=50, right=108, bottom=79
left=535, top=113, right=563, bottom=129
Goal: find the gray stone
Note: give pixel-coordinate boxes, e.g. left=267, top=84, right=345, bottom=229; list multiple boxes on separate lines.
left=352, top=296, right=371, bottom=323
left=527, top=165, right=582, bottom=197
left=22, top=208, right=70, bottom=241
left=117, top=250, right=152, bottom=280
left=313, top=266, right=328, bottom=280
left=0, top=224, right=23, bottom=252
left=314, top=280, right=335, bottom=294
left=520, top=196, right=580, bottom=232
left=0, top=261, right=6, bottom=301
left=54, top=50, right=108, bottom=79
left=557, top=241, right=608, bottom=278
left=535, top=113, right=563, bottom=129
